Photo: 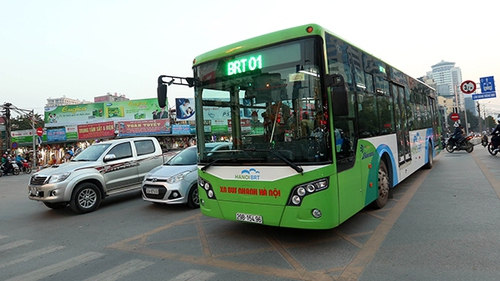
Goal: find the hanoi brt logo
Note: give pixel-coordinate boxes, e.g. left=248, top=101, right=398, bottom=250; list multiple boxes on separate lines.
left=235, top=168, right=261, bottom=180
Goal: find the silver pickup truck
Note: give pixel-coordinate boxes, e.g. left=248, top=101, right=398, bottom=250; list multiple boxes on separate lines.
left=28, top=137, right=164, bottom=214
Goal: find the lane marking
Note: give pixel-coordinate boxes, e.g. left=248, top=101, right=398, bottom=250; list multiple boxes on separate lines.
left=169, top=269, right=215, bottom=281
left=6, top=251, right=104, bottom=281
left=0, top=239, right=32, bottom=252
left=82, top=259, right=154, bottom=281
left=0, top=245, right=65, bottom=269
left=339, top=160, right=436, bottom=279
left=471, top=152, right=500, bottom=200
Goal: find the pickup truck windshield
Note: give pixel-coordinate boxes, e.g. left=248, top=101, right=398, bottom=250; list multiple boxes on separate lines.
left=73, top=144, right=111, bottom=161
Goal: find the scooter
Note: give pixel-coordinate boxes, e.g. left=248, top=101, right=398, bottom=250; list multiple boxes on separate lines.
left=1, top=161, right=20, bottom=176
left=446, top=134, right=474, bottom=153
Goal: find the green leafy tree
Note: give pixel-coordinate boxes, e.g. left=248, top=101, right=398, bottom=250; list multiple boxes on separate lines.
left=11, top=113, right=44, bottom=131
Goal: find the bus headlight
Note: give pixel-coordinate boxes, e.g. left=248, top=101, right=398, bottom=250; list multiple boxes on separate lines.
left=199, top=177, right=216, bottom=200
left=287, top=178, right=329, bottom=206
left=292, top=195, right=301, bottom=205
left=297, top=187, right=306, bottom=196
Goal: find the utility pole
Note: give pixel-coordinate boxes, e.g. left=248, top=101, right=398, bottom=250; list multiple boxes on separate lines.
left=3, top=102, right=12, bottom=153
left=477, top=101, right=482, bottom=133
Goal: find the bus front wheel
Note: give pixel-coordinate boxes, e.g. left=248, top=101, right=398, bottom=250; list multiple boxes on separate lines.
left=372, top=161, right=390, bottom=209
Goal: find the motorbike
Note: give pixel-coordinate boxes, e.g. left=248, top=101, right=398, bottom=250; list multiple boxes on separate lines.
left=488, top=132, right=500, bottom=156
left=445, top=134, right=474, bottom=153
left=21, top=160, right=32, bottom=174
left=481, top=135, right=489, bottom=147
left=1, top=161, right=20, bottom=176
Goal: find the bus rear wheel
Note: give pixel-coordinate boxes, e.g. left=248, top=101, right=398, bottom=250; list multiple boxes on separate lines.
left=372, top=161, right=390, bottom=209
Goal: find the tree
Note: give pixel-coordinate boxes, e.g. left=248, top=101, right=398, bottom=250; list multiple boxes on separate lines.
left=11, top=113, right=44, bottom=131
left=465, top=110, right=479, bottom=132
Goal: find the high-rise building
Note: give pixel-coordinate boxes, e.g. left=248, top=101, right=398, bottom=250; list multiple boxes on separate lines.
left=431, top=60, right=464, bottom=111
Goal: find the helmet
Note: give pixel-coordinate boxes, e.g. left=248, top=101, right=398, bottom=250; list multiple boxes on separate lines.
left=453, top=122, right=459, bottom=127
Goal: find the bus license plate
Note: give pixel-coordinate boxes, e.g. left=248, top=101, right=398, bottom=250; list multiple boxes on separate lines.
left=145, top=188, right=159, bottom=195
left=236, top=213, right=262, bottom=224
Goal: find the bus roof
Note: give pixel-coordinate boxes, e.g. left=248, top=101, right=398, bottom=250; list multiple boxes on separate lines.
left=192, top=23, right=327, bottom=66
left=191, top=23, right=435, bottom=92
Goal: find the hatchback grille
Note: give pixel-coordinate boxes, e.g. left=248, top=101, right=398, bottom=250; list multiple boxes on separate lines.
left=142, top=184, right=167, bottom=199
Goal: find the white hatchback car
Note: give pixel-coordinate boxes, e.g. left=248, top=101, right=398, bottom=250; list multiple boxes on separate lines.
left=141, top=142, right=232, bottom=208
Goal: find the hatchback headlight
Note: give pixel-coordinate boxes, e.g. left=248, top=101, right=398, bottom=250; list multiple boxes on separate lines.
left=47, top=172, right=71, bottom=184
left=166, top=171, right=190, bottom=184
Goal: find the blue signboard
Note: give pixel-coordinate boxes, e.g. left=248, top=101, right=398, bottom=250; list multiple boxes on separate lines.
left=47, top=128, right=67, bottom=142
left=473, top=76, right=496, bottom=100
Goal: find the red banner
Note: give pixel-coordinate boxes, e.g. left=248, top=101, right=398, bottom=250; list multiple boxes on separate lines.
left=78, top=121, right=115, bottom=139
left=116, top=119, right=171, bottom=136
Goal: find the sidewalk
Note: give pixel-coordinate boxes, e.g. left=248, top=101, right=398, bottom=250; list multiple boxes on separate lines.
left=361, top=146, right=500, bottom=280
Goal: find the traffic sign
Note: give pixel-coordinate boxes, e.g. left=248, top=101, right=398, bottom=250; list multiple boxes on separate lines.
left=480, top=76, right=496, bottom=93
left=36, top=127, right=43, bottom=137
left=473, top=76, right=496, bottom=100
left=460, top=80, right=476, bottom=94
left=450, top=113, right=460, bottom=121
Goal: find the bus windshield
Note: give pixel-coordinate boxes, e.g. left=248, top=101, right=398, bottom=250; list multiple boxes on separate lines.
left=194, top=38, right=331, bottom=165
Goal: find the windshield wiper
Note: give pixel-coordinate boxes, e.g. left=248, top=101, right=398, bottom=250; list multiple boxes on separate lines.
left=244, top=149, right=303, bottom=174
left=201, top=158, right=229, bottom=172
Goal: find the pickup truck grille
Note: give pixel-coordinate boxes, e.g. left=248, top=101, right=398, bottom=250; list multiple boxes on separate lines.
left=30, top=175, right=48, bottom=185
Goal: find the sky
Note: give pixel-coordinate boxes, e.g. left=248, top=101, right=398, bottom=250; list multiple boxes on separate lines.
left=1, top=0, right=499, bottom=117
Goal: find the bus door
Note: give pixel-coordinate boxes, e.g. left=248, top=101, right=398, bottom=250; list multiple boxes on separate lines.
left=392, top=84, right=411, bottom=165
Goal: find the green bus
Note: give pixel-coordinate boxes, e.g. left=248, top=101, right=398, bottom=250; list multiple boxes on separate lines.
left=157, top=24, right=440, bottom=229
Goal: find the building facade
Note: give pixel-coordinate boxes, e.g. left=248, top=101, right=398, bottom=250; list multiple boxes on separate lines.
left=46, top=96, right=89, bottom=107
left=94, top=93, right=129, bottom=103
left=430, top=60, right=464, bottom=112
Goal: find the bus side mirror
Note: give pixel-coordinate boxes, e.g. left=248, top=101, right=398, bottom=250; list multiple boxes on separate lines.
left=325, top=74, right=348, bottom=117
left=157, top=76, right=168, bottom=108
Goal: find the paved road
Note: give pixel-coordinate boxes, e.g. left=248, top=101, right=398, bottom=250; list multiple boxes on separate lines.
left=1, top=144, right=500, bottom=280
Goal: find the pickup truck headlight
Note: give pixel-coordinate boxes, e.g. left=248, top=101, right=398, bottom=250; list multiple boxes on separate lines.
left=47, top=172, right=71, bottom=184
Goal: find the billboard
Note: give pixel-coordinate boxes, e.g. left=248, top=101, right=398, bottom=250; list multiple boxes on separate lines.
left=175, top=98, right=195, bottom=121
left=44, top=98, right=166, bottom=127
left=77, top=121, right=115, bottom=139
left=115, top=119, right=171, bottom=137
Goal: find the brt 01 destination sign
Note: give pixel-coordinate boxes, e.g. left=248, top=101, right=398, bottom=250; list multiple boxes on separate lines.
left=227, top=55, right=262, bottom=76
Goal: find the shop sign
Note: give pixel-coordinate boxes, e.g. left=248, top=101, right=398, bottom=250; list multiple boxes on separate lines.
left=47, top=128, right=67, bottom=142
left=77, top=121, right=115, bottom=139
left=115, top=119, right=171, bottom=137
left=172, top=125, right=191, bottom=135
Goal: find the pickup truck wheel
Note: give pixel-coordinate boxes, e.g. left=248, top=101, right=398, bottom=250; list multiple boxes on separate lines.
left=43, top=202, right=68, bottom=210
left=187, top=185, right=200, bottom=209
left=70, top=183, right=101, bottom=214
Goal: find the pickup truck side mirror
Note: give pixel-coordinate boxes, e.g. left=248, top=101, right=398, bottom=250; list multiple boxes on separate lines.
left=104, top=154, right=117, bottom=162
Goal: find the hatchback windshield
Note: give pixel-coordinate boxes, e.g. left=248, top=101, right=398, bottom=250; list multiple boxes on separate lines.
left=166, top=147, right=197, bottom=166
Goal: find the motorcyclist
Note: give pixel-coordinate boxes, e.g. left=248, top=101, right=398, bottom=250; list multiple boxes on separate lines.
left=2, top=153, right=13, bottom=175
left=15, top=154, right=25, bottom=168
left=481, top=131, right=489, bottom=147
left=490, top=117, right=500, bottom=152
left=451, top=122, right=465, bottom=149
